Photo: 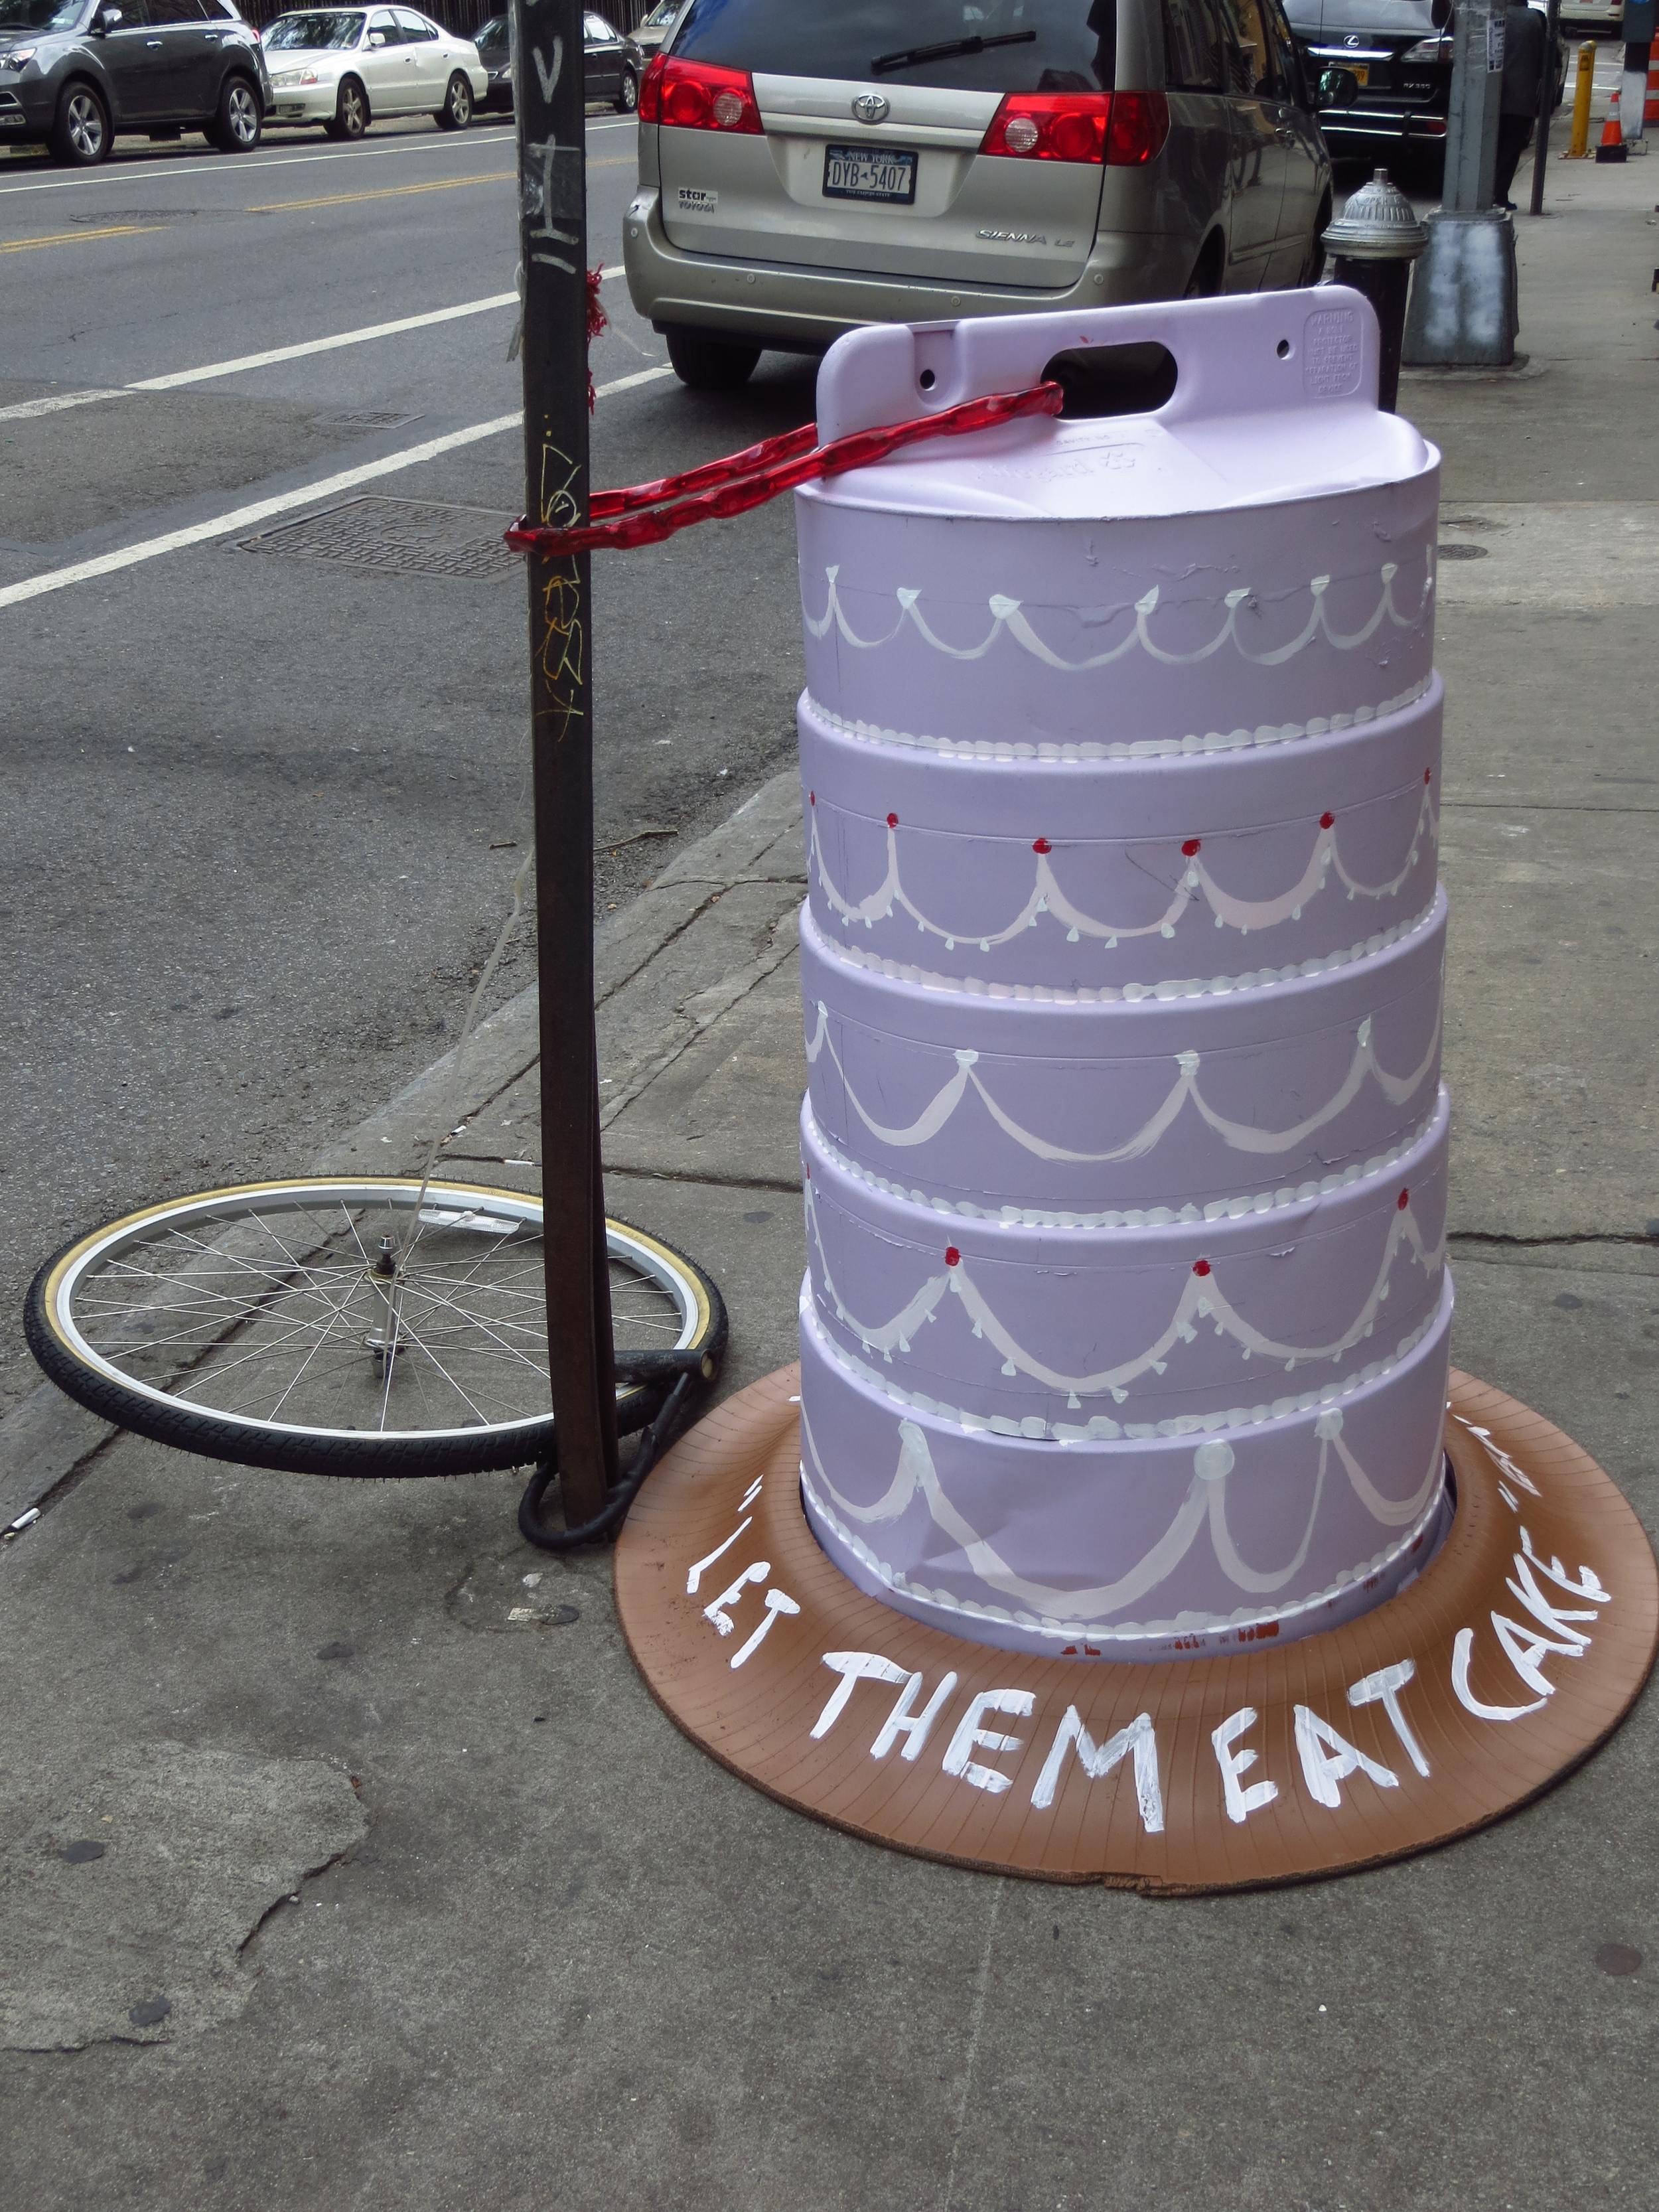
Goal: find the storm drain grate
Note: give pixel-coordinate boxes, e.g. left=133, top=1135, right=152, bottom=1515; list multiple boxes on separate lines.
left=323, top=409, right=424, bottom=433
left=238, top=496, right=520, bottom=581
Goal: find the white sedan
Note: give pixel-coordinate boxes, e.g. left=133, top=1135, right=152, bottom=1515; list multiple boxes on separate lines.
left=261, top=8, right=487, bottom=138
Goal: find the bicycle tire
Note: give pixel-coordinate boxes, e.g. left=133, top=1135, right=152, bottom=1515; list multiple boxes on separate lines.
left=25, top=1177, right=726, bottom=1479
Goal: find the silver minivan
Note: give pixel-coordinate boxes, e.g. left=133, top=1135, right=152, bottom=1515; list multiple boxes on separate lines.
left=623, top=0, right=1333, bottom=388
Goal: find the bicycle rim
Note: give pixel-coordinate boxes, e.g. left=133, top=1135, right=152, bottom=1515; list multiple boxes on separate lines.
left=27, top=1178, right=723, bottom=1477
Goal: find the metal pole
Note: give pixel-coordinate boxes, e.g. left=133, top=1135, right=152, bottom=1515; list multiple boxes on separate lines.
left=1530, top=0, right=1562, bottom=214
left=512, top=0, right=618, bottom=1525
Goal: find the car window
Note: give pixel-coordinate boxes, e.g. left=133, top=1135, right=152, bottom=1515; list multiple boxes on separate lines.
left=1258, top=0, right=1305, bottom=100
left=105, top=0, right=151, bottom=24
left=671, top=0, right=1116, bottom=92
left=1215, top=0, right=1281, bottom=95
left=0, top=0, right=86, bottom=27
left=265, top=8, right=363, bottom=43
left=366, top=5, right=401, bottom=39
left=584, top=11, right=614, bottom=39
left=1163, top=0, right=1224, bottom=90
left=393, top=6, right=436, bottom=37
left=644, top=0, right=678, bottom=22
left=202, top=0, right=236, bottom=17
left=149, top=0, right=204, bottom=23
left=474, top=10, right=504, bottom=42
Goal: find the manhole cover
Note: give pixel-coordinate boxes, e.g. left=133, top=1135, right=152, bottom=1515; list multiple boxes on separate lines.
left=323, top=410, right=423, bottom=433
left=239, top=496, right=519, bottom=581
left=1437, top=542, right=1488, bottom=560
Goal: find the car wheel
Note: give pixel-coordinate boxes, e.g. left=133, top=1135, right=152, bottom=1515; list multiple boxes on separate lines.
left=435, top=70, right=472, bottom=129
left=1300, top=194, right=1331, bottom=286
left=664, top=325, right=761, bottom=391
left=326, top=74, right=368, bottom=139
left=1183, top=234, right=1224, bottom=298
left=210, top=74, right=262, bottom=153
left=616, top=65, right=638, bottom=113
left=50, top=82, right=109, bottom=167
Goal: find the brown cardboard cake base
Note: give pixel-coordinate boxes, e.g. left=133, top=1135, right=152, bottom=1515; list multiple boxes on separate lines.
left=614, top=1368, right=1658, bottom=1891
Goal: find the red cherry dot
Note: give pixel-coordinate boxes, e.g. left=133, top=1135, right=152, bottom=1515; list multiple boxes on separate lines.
left=944, top=1246, right=960, bottom=1268
left=1192, top=1259, right=1212, bottom=1277
left=1319, top=811, right=1335, bottom=830
left=1398, top=1189, right=1409, bottom=1211
left=1424, top=768, right=1432, bottom=784
left=1181, top=838, right=1201, bottom=858
left=1033, top=837, right=1052, bottom=855
left=886, top=812, right=899, bottom=830
left=808, top=790, right=816, bottom=806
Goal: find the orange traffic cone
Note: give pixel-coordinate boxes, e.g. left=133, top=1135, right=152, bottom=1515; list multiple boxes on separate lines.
left=1595, top=86, right=1626, bottom=161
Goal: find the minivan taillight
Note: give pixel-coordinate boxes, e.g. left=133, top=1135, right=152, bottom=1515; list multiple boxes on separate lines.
left=1105, top=91, right=1171, bottom=165
left=638, top=54, right=762, bottom=133
left=979, top=91, right=1110, bottom=163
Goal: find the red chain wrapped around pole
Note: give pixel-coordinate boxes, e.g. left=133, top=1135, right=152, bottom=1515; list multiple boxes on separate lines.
left=505, top=380, right=1066, bottom=558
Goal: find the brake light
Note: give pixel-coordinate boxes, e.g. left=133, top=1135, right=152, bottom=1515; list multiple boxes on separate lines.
left=639, top=54, right=761, bottom=133
left=980, top=91, right=1110, bottom=163
left=1105, top=91, right=1170, bottom=165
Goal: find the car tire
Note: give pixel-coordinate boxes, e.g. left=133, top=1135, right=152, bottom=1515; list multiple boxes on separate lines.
left=664, top=325, right=762, bottom=391
left=616, top=65, right=638, bottom=113
left=50, top=81, right=109, bottom=167
left=210, top=73, right=262, bottom=153
left=1299, top=194, right=1331, bottom=286
left=326, top=74, right=368, bottom=139
left=435, top=70, right=472, bottom=129
left=1183, top=234, right=1224, bottom=298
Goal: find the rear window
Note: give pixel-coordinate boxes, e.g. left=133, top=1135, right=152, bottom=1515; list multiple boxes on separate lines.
left=670, top=0, right=1116, bottom=93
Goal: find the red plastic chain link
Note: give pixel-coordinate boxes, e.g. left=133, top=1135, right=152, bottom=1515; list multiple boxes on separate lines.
left=505, top=380, right=1064, bottom=557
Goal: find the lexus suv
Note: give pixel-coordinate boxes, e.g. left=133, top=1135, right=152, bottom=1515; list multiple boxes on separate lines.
left=622, top=0, right=1335, bottom=389
left=0, top=0, right=271, bottom=163
left=1289, top=0, right=1564, bottom=167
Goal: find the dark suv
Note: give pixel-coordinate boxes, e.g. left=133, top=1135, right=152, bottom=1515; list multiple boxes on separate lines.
left=0, top=0, right=271, bottom=165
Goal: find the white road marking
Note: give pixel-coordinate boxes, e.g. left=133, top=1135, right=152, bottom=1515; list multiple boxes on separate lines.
left=0, top=114, right=632, bottom=196
left=0, top=364, right=675, bottom=611
left=129, top=291, right=520, bottom=389
left=0, top=268, right=626, bottom=417
left=0, top=388, right=125, bottom=422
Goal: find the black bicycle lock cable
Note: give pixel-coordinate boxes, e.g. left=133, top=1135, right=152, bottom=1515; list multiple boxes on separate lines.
left=518, top=1348, right=718, bottom=1552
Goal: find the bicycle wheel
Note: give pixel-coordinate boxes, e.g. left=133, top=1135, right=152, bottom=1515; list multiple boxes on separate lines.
left=26, top=1179, right=726, bottom=1478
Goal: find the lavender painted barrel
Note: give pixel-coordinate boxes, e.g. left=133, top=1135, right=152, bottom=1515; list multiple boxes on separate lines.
left=794, top=291, right=1452, bottom=1661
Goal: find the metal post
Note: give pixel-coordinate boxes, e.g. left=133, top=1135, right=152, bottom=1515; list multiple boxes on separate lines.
left=512, top=0, right=618, bottom=1525
left=1443, top=0, right=1505, bottom=212
left=1530, top=0, right=1562, bottom=212
left=1564, top=38, right=1596, bottom=155
left=1402, top=0, right=1520, bottom=368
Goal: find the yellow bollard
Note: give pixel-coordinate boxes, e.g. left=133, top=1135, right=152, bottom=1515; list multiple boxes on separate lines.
left=1564, top=40, right=1596, bottom=158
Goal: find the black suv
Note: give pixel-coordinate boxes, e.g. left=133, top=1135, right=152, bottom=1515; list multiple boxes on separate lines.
left=1288, top=0, right=1561, bottom=167
left=0, top=0, right=271, bottom=165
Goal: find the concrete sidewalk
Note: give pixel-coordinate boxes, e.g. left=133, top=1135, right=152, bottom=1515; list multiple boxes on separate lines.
left=1, top=161, right=1656, bottom=2211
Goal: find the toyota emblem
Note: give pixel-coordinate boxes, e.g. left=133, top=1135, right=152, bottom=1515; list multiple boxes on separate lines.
left=852, top=92, right=890, bottom=124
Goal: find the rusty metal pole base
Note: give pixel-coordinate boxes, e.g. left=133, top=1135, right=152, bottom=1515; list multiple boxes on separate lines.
left=615, top=1368, right=1658, bottom=1892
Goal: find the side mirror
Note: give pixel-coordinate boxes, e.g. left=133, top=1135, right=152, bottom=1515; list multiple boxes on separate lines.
left=1319, top=65, right=1360, bottom=108
left=92, top=5, right=123, bottom=29
left=367, top=27, right=385, bottom=43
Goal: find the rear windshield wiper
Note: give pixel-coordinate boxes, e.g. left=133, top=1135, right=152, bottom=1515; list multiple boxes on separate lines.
left=870, top=29, right=1037, bottom=75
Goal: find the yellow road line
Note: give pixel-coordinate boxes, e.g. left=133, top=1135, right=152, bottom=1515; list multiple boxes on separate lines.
left=0, top=223, right=163, bottom=255
left=247, top=171, right=514, bottom=213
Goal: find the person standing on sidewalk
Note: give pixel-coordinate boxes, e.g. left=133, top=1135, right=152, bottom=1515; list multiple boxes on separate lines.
left=1622, top=0, right=1654, bottom=144
left=1494, top=0, right=1548, bottom=208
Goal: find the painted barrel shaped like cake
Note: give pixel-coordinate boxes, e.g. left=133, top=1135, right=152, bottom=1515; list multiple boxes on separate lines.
left=794, top=293, right=1453, bottom=1659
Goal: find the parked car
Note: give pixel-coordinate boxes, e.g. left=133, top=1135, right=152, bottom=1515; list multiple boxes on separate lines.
left=1290, top=0, right=1565, bottom=165
left=260, top=6, right=484, bottom=135
left=469, top=9, right=640, bottom=115
left=0, top=0, right=271, bottom=165
left=622, top=0, right=680, bottom=72
left=624, top=0, right=1335, bottom=390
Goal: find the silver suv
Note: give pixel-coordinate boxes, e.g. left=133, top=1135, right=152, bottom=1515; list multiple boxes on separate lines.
left=623, top=0, right=1332, bottom=388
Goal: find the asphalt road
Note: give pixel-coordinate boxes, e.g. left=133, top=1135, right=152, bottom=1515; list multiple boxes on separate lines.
left=0, top=113, right=819, bottom=1419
